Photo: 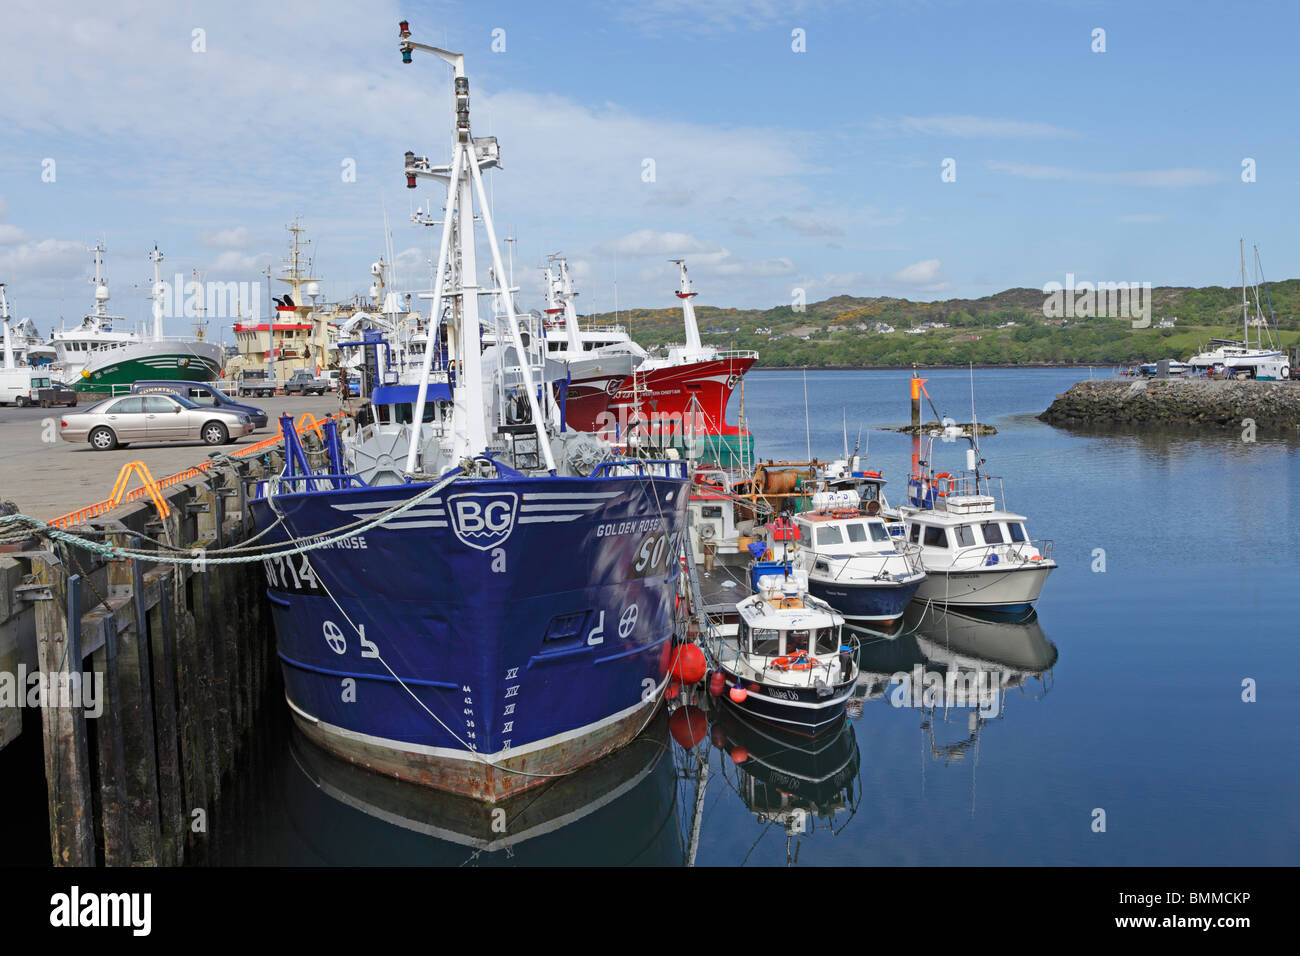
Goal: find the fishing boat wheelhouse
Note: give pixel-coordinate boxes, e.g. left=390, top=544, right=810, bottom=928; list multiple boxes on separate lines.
left=706, top=569, right=857, bottom=736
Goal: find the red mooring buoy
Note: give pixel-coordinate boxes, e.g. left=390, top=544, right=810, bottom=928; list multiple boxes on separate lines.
left=669, top=705, right=707, bottom=749
left=669, top=644, right=707, bottom=685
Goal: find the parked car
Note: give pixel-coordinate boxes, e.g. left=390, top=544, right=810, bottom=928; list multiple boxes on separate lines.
left=131, top=379, right=268, bottom=429
left=327, top=369, right=361, bottom=396
left=283, top=370, right=328, bottom=396
left=237, top=369, right=277, bottom=398
left=59, top=393, right=255, bottom=451
left=36, top=380, right=79, bottom=408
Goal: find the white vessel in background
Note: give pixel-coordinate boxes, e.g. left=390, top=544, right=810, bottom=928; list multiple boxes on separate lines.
left=1186, top=242, right=1289, bottom=380
left=50, top=244, right=139, bottom=382
left=0, top=285, right=55, bottom=368
left=76, top=246, right=224, bottom=391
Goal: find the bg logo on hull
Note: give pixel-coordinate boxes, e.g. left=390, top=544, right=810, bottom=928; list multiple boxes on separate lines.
left=448, top=492, right=519, bottom=551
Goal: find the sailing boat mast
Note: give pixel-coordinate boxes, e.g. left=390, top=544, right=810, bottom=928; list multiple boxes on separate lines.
left=1240, top=238, right=1248, bottom=347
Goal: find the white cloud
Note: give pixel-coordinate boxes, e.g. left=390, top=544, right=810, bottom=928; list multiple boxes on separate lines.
left=988, top=161, right=1222, bottom=187
left=891, top=258, right=944, bottom=284
left=208, top=250, right=274, bottom=274
left=0, top=224, right=28, bottom=245
left=886, top=115, right=1078, bottom=139
left=608, top=0, right=849, bottom=35
left=199, top=226, right=254, bottom=249
left=596, top=230, right=722, bottom=257
left=0, top=239, right=88, bottom=279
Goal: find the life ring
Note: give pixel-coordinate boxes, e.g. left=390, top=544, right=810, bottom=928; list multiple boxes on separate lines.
left=771, top=656, right=790, bottom=670
left=790, top=660, right=814, bottom=671
left=933, top=473, right=953, bottom=497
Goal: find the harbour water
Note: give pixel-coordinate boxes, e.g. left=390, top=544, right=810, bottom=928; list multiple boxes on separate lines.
left=198, top=368, right=1300, bottom=865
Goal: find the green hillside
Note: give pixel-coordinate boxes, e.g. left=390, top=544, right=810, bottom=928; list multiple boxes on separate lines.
left=584, top=281, right=1300, bottom=367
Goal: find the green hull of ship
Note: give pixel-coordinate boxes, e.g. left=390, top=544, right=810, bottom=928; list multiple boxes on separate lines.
left=75, top=354, right=223, bottom=393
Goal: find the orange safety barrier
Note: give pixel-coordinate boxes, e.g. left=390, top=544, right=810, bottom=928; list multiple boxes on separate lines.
left=46, top=414, right=339, bottom=530
left=107, top=461, right=172, bottom=519
left=295, top=412, right=326, bottom=440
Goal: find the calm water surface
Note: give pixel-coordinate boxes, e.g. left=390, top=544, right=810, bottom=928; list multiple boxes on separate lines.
left=214, top=368, right=1299, bottom=866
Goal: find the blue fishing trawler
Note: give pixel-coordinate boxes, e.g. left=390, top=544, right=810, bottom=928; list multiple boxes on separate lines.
left=248, top=27, right=688, bottom=801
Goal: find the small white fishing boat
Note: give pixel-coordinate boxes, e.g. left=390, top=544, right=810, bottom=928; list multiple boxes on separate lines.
left=896, top=440, right=1055, bottom=613
left=704, top=568, right=858, bottom=736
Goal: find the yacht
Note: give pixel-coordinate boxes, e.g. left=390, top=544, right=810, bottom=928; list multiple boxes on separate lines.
left=1186, top=242, right=1290, bottom=380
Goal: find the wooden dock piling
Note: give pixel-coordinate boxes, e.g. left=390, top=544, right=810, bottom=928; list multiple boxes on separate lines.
left=0, top=451, right=286, bottom=866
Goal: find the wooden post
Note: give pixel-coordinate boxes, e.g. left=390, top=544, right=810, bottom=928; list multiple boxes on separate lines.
left=89, top=609, right=130, bottom=865
left=146, top=567, right=185, bottom=865
left=34, top=561, right=95, bottom=866
left=166, top=507, right=210, bottom=855
left=105, top=535, right=162, bottom=865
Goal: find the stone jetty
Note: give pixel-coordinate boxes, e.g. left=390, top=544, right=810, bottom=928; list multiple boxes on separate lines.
left=1039, top=378, right=1300, bottom=433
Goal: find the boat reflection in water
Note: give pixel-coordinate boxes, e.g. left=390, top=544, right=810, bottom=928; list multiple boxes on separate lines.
left=857, top=604, right=1058, bottom=811
left=672, top=702, right=861, bottom=865
left=282, top=710, right=684, bottom=866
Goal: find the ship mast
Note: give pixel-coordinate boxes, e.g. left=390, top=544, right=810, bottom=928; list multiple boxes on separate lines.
left=149, top=246, right=165, bottom=342
left=554, top=256, right=584, bottom=353
left=90, top=243, right=110, bottom=323
left=399, top=22, right=555, bottom=474
left=671, top=258, right=703, bottom=354
left=1, top=284, right=14, bottom=370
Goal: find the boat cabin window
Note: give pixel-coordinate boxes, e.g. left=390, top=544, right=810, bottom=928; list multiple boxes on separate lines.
left=909, top=523, right=920, bottom=544
left=980, top=522, right=1004, bottom=544
left=954, top=524, right=976, bottom=547
left=865, top=521, right=889, bottom=543
left=1008, top=522, right=1026, bottom=543
left=783, top=629, right=811, bottom=656
left=748, top=625, right=779, bottom=657
left=846, top=523, right=867, bottom=544
left=816, top=625, right=842, bottom=655
left=923, top=525, right=949, bottom=548
left=384, top=401, right=442, bottom=425
left=700, top=505, right=723, bottom=519
left=817, top=526, right=844, bottom=547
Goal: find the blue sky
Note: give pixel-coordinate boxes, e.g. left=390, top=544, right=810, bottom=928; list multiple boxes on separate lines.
left=1, top=0, right=1297, bottom=340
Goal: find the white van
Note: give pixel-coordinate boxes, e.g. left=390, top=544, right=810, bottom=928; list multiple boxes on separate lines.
left=0, top=368, right=52, bottom=406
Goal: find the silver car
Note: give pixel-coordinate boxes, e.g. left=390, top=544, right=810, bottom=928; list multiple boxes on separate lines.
left=60, top=393, right=255, bottom=451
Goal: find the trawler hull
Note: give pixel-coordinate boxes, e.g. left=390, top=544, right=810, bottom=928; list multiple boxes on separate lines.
left=610, top=354, right=756, bottom=427
left=76, top=341, right=225, bottom=391
left=249, top=470, right=689, bottom=801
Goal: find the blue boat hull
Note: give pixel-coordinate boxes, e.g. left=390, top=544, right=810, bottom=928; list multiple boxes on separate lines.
left=249, top=471, right=688, bottom=800
left=807, top=576, right=922, bottom=622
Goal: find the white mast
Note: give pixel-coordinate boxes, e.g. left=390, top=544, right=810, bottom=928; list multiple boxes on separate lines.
left=1, top=284, right=14, bottom=370
left=671, top=258, right=702, bottom=354
left=1240, top=238, right=1248, bottom=346
left=400, top=27, right=555, bottom=474
left=90, top=244, right=110, bottom=321
left=149, top=246, right=165, bottom=341
left=556, top=257, right=584, bottom=353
